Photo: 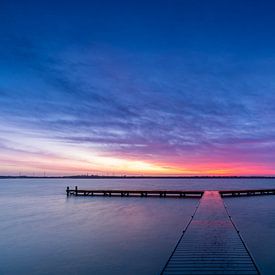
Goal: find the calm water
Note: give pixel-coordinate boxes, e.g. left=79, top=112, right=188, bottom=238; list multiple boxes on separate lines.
left=0, top=178, right=275, bottom=275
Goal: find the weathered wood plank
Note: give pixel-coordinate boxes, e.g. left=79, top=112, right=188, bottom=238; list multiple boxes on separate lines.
left=220, top=189, right=275, bottom=197
left=161, top=191, right=260, bottom=275
left=66, top=187, right=203, bottom=198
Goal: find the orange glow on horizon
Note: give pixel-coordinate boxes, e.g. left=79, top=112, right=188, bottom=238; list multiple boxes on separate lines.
left=1, top=150, right=274, bottom=177
left=0, top=123, right=274, bottom=177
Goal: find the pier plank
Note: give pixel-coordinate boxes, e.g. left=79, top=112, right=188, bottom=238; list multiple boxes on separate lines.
left=66, top=187, right=203, bottom=198
left=161, top=191, right=260, bottom=275
left=220, top=189, right=275, bottom=197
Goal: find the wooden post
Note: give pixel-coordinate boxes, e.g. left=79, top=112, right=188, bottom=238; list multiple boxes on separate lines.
left=75, top=186, right=78, bottom=196
left=66, top=186, right=69, bottom=196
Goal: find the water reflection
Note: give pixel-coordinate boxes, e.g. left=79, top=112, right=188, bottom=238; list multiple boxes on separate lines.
left=0, top=179, right=275, bottom=274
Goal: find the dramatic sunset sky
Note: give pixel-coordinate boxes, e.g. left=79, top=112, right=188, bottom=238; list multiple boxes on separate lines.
left=1, top=1, right=275, bottom=176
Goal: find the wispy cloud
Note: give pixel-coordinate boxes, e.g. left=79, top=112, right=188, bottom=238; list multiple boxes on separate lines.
left=1, top=8, right=275, bottom=175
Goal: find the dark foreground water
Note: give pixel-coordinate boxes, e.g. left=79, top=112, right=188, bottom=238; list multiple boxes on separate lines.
left=0, top=178, right=275, bottom=275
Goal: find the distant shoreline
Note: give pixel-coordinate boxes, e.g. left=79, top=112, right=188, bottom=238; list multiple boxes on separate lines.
left=1, top=175, right=275, bottom=179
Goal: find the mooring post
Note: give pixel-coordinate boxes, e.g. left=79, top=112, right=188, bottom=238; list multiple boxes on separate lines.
left=75, top=186, right=78, bottom=196
left=66, top=186, right=70, bottom=196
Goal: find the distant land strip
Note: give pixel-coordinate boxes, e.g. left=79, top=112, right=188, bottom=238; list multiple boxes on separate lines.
left=1, top=175, right=275, bottom=179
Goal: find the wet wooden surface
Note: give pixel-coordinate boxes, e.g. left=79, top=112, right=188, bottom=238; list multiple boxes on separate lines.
left=161, top=191, right=260, bottom=275
left=66, top=187, right=203, bottom=198
left=220, top=189, right=275, bottom=197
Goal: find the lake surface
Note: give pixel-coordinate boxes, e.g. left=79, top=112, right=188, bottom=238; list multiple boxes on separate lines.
left=0, top=178, right=275, bottom=275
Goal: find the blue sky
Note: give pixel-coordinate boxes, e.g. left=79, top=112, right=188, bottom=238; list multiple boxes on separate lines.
left=1, top=0, right=275, bottom=175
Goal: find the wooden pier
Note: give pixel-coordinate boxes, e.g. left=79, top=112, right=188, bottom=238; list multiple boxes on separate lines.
left=66, top=186, right=203, bottom=198
left=220, top=188, right=275, bottom=197
left=161, top=191, right=260, bottom=275
left=65, top=186, right=275, bottom=274
left=66, top=187, right=275, bottom=199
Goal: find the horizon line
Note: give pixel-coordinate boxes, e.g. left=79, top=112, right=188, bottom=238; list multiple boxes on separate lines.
left=1, top=175, right=275, bottom=179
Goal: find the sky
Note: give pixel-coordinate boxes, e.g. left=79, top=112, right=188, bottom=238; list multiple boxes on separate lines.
left=1, top=0, right=275, bottom=176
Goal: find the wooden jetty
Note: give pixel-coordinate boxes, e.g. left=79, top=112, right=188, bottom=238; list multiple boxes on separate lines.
left=220, top=188, right=275, bottom=197
left=66, top=186, right=203, bottom=198
left=161, top=191, right=260, bottom=275
left=65, top=187, right=275, bottom=274
left=66, top=187, right=275, bottom=199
